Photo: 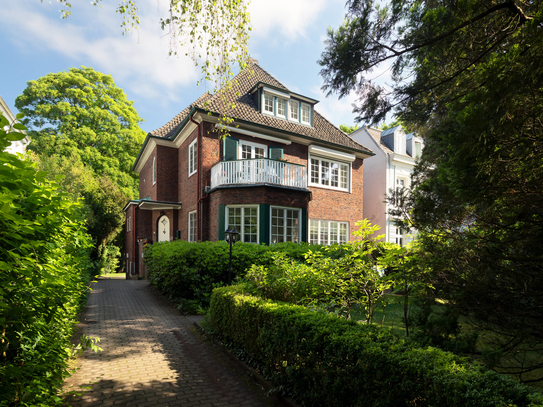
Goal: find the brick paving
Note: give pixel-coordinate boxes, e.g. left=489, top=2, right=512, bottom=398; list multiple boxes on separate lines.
left=64, top=278, right=280, bottom=407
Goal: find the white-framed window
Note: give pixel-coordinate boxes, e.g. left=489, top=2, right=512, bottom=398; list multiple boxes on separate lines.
left=289, top=100, right=299, bottom=121
left=240, top=140, right=267, bottom=159
left=277, top=98, right=287, bottom=118
left=270, top=206, right=301, bottom=244
left=309, top=220, right=348, bottom=245
left=310, top=156, right=350, bottom=191
left=263, top=93, right=274, bottom=115
left=188, top=211, right=197, bottom=242
left=127, top=215, right=131, bottom=233
left=227, top=205, right=259, bottom=243
left=395, top=227, right=405, bottom=247
left=301, top=103, right=311, bottom=125
left=189, top=139, right=197, bottom=176
left=152, top=157, right=156, bottom=185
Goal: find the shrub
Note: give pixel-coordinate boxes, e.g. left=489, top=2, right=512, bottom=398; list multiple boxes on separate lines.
left=0, top=113, right=95, bottom=406
left=208, top=286, right=543, bottom=407
left=143, top=240, right=326, bottom=311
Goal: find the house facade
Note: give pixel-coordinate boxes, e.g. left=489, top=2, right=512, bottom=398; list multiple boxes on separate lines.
left=349, top=125, right=423, bottom=245
left=124, top=61, right=374, bottom=278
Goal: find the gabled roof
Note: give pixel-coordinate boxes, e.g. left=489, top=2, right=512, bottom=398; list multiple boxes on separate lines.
left=149, top=61, right=372, bottom=155
left=364, top=126, right=393, bottom=154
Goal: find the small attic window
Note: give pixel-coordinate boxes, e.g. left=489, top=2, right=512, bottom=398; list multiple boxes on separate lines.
left=290, top=100, right=299, bottom=121
left=261, top=87, right=313, bottom=126
left=263, top=94, right=274, bottom=114
left=301, top=103, right=311, bottom=125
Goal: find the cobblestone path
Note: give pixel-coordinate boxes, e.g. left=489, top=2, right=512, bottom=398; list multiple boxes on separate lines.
left=64, top=278, right=279, bottom=407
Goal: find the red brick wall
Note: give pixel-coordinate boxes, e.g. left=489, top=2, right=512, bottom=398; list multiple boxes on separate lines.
left=156, top=145, right=179, bottom=202
left=139, top=146, right=156, bottom=200
left=177, top=127, right=199, bottom=240
left=308, top=157, right=364, bottom=239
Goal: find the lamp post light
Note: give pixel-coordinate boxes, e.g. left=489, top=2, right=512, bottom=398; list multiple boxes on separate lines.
left=225, top=227, right=239, bottom=284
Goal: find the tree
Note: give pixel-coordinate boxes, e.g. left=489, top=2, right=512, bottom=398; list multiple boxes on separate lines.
left=320, top=0, right=543, bottom=382
left=16, top=67, right=145, bottom=198
left=339, top=124, right=359, bottom=134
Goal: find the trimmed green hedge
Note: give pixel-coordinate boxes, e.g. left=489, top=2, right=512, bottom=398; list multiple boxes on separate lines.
left=144, top=240, right=324, bottom=310
left=209, top=286, right=543, bottom=407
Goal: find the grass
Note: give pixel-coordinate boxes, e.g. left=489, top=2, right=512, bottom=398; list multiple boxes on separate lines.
left=351, top=294, right=419, bottom=337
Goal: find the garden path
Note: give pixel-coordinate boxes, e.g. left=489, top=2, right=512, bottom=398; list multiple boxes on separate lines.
left=64, top=277, right=279, bottom=407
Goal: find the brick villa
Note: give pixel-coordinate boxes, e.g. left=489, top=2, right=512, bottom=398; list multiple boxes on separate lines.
left=124, top=60, right=374, bottom=278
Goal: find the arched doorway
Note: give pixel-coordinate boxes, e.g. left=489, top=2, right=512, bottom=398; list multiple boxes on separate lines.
left=157, top=215, right=170, bottom=242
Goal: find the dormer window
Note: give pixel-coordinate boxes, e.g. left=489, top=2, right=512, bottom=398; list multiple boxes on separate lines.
left=264, top=94, right=274, bottom=114
left=290, top=100, right=299, bottom=121
left=260, top=87, right=313, bottom=126
left=277, top=98, right=287, bottom=118
left=301, top=103, right=311, bottom=125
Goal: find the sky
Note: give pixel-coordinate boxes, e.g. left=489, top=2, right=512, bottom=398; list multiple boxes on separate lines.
left=0, top=0, right=393, bottom=135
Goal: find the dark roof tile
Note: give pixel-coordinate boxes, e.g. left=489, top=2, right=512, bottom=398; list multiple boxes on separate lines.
left=149, top=62, right=372, bottom=154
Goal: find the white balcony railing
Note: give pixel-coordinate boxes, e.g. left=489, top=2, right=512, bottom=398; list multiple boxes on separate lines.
left=210, top=159, right=307, bottom=190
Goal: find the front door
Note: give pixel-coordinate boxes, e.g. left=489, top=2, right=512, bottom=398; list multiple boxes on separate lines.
left=158, top=215, right=170, bottom=242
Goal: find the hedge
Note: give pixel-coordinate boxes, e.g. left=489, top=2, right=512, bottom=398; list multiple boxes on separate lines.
left=208, top=286, right=543, bottom=407
left=144, top=240, right=325, bottom=310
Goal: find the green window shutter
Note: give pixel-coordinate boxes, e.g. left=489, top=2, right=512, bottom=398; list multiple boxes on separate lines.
left=269, top=146, right=284, bottom=160
left=301, top=208, right=308, bottom=243
left=218, top=205, right=225, bottom=241
left=259, top=204, right=270, bottom=245
left=223, top=137, right=239, bottom=161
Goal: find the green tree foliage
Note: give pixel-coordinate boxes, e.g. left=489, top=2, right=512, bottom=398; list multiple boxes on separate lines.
left=0, top=113, right=98, bottom=406
left=16, top=67, right=145, bottom=269
left=15, top=66, right=145, bottom=198
left=321, top=0, right=543, bottom=383
left=339, top=124, right=359, bottom=134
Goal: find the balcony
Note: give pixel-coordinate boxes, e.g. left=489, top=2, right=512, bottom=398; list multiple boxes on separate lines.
left=210, top=159, right=307, bottom=190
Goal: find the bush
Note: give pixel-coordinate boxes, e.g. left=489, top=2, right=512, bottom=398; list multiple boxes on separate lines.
left=143, top=240, right=324, bottom=311
left=208, top=286, right=543, bottom=407
left=0, top=113, right=95, bottom=406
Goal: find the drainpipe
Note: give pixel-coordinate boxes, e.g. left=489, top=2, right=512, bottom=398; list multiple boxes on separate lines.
left=133, top=204, right=137, bottom=277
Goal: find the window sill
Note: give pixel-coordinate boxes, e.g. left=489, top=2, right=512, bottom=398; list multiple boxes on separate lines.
left=309, top=184, right=350, bottom=193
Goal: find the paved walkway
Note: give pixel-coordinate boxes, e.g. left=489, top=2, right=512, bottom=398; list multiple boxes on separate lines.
left=64, top=278, right=280, bottom=407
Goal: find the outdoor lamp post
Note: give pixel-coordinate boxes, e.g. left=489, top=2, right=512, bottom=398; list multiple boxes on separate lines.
left=225, top=227, right=239, bottom=284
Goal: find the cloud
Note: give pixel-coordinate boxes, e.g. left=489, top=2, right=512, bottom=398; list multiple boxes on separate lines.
left=249, top=0, right=330, bottom=40
left=1, top=1, right=199, bottom=103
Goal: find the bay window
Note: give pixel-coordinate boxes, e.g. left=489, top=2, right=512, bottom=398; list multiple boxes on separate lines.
left=271, top=207, right=300, bottom=244
left=227, top=206, right=258, bottom=243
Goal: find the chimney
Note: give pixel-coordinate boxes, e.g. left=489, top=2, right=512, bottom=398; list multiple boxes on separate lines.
left=249, top=57, right=259, bottom=65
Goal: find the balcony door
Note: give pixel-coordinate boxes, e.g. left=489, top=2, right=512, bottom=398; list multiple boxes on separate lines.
left=240, top=140, right=267, bottom=159
left=239, top=141, right=267, bottom=183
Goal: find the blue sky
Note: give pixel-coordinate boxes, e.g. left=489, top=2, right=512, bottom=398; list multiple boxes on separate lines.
left=1, top=0, right=393, bottom=134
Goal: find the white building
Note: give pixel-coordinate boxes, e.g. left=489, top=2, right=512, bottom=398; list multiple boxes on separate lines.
left=1, top=96, right=30, bottom=155
left=349, top=125, right=423, bottom=245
